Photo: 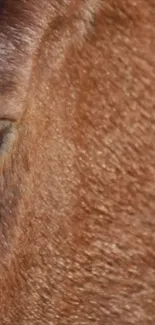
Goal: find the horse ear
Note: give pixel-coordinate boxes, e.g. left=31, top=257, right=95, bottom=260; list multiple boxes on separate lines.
left=0, top=120, right=18, bottom=170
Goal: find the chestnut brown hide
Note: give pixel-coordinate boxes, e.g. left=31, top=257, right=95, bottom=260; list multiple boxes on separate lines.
left=0, top=0, right=155, bottom=324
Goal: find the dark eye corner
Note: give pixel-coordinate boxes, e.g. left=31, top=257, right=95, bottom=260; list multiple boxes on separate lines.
left=0, top=120, right=18, bottom=168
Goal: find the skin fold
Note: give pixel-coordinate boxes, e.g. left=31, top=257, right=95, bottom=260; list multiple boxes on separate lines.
left=0, top=0, right=155, bottom=324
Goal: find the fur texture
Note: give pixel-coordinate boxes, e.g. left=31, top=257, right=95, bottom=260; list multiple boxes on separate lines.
left=0, top=0, right=155, bottom=324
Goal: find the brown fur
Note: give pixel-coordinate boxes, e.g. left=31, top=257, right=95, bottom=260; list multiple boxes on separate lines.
left=0, top=0, right=155, bottom=324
